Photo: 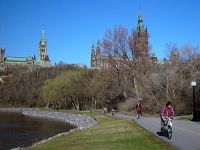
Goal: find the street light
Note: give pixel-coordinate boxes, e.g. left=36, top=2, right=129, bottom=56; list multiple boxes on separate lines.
left=191, top=81, right=197, bottom=121
left=107, top=100, right=110, bottom=112
left=89, top=96, right=93, bottom=112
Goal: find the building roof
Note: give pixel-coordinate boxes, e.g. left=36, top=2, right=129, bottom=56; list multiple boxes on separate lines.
left=41, top=30, right=46, bottom=42
left=5, top=56, right=28, bottom=62
left=36, top=60, right=44, bottom=65
left=152, top=52, right=156, bottom=57
left=4, top=56, right=35, bottom=64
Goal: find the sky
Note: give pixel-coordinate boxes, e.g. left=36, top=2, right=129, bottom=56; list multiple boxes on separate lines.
left=0, top=0, right=200, bottom=67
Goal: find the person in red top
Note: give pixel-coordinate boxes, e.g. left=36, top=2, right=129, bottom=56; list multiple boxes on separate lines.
left=136, top=103, right=142, bottom=119
left=160, top=101, right=175, bottom=130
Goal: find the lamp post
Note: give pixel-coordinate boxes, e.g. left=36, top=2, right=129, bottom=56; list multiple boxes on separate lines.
left=139, top=98, right=142, bottom=116
left=191, top=81, right=197, bottom=121
left=89, top=96, right=93, bottom=112
left=80, top=101, right=83, bottom=111
left=107, top=100, right=110, bottom=112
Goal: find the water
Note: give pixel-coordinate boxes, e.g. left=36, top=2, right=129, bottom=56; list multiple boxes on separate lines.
left=0, top=112, right=75, bottom=150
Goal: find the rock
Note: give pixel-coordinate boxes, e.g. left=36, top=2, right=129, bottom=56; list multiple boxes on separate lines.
left=11, top=147, right=22, bottom=150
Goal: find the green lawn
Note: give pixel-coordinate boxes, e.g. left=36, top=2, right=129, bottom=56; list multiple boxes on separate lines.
left=26, top=112, right=176, bottom=150
left=176, top=117, right=192, bottom=121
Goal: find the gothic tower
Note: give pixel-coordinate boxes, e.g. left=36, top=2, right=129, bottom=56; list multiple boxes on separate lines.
left=96, top=41, right=101, bottom=67
left=0, top=48, right=5, bottom=65
left=91, top=44, right=96, bottom=67
left=39, top=30, right=47, bottom=61
left=171, top=49, right=180, bottom=65
left=133, top=11, right=149, bottom=63
left=96, top=41, right=100, bottom=56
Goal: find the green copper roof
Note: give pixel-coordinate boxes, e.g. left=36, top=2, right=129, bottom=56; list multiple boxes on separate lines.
left=92, top=43, right=95, bottom=49
left=138, top=8, right=142, bottom=20
left=97, top=40, right=100, bottom=47
left=5, top=56, right=35, bottom=63
left=152, top=52, right=156, bottom=57
left=27, top=56, right=33, bottom=61
left=41, top=30, right=46, bottom=41
left=36, top=60, right=44, bottom=65
left=6, top=56, right=27, bottom=62
left=137, top=9, right=145, bottom=32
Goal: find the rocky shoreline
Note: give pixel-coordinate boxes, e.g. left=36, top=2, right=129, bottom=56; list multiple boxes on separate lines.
left=0, top=108, right=98, bottom=150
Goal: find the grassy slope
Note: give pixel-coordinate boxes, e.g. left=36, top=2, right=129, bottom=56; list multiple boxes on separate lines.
left=26, top=112, right=176, bottom=150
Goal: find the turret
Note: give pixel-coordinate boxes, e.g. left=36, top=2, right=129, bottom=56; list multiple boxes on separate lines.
left=1, top=48, right=5, bottom=64
left=151, top=52, right=157, bottom=64
left=91, top=44, right=96, bottom=67
left=114, top=47, right=118, bottom=57
left=91, top=44, right=95, bottom=56
left=171, top=49, right=180, bottom=65
left=96, top=41, right=100, bottom=56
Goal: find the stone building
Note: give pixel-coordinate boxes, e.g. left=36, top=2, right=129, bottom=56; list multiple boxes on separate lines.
left=0, top=30, right=51, bottom=71
left=91, top=42, right=113, bottom=69
left=91, top=11, right=157, bottom=69
left=133, top=11, right=149, bottom=64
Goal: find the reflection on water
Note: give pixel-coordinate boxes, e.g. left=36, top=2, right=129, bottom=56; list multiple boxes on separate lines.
left=0, top=112, right=75, bottom=150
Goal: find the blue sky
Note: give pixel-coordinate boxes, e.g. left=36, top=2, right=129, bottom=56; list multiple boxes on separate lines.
left=0, top=0, right=200, bottom=66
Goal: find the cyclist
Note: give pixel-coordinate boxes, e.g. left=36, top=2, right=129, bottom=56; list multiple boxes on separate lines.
left=160, top=101, right=175, bottom=130
left=136, top=102, right=142, bottom=119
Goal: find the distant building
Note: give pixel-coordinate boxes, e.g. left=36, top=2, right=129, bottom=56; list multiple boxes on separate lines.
left=91, top=41, right=114, bottom=69
left=91, top=11, right=157, bottom=69
left=0, top=30, right=51, bottom=71
left=37, top=30, right=51, bottom=67
left=90, top=11, right=180, bottom=69
left=133, top=11, right=149, bottom=64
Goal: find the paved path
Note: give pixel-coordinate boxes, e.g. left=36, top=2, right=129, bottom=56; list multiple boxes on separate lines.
left=114, top=113, right=200, bottom=150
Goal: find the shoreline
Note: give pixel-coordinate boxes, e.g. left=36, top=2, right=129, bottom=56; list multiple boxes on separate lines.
left=0, top=108, right=98, bottom=150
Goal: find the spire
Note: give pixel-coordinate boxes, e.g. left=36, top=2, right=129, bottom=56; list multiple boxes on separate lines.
left=97, top=40, right=100, bottom=47
left=91, top=44, right=95, bottom=56
left=96, top=40, right=100, bottom=56
left=138, top=7, right=142, bottom=21
left=92, top=43, right=95, bottom=49
left=41, top=30, right=46, bottom=41
left=137, top=9, right=145, bottom=32
left=152, top=52, right=156, bottom=57
left=33, top=54, right=36, bottom=60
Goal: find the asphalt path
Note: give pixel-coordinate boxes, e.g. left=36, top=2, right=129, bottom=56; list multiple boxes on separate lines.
left=114, top=113, right=200, bottom=150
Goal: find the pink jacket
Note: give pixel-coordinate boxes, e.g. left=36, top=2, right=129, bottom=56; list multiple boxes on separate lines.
left=160, top=106, right=175, bottom=118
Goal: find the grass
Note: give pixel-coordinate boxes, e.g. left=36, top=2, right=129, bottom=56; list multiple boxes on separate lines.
left=26, top=111, right=176, bottom=150
left=176, top=117, right=192, bottom=121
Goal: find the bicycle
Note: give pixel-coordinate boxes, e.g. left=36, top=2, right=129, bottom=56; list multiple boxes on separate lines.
left=161, top=117, right=173, bottom=139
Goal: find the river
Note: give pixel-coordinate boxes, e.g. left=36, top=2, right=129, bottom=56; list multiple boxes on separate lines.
left=0, top=111, right=75, bottom=150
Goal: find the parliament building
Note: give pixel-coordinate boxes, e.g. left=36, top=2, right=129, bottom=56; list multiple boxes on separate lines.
left=0, top=30, right=51, bottom=71
left=91, top=12, right=160, bottom=69
left=90, top=12, right=180, bottom=69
